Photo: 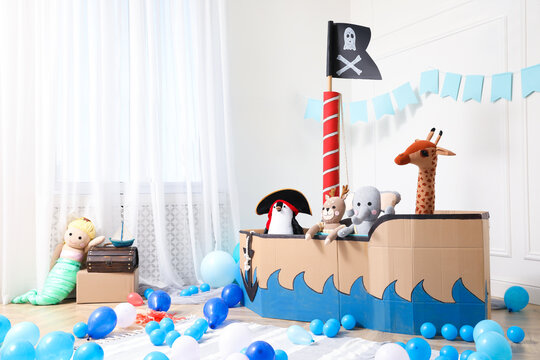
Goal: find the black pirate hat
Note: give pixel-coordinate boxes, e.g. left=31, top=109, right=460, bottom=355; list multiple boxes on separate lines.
left=256, top=189, right=312, bottom=215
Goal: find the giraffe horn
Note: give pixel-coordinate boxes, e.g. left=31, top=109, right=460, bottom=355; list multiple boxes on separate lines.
left=434, top=130, right=443, bottom=145
left=426, top=128, right=436, bottom=141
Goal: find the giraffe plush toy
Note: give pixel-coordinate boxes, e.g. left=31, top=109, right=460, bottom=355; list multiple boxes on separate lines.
left=394, top=128, right=455, bottom=214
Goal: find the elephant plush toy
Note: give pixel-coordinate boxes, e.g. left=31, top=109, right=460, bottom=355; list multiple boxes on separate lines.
left=337, top=186, right=400, bottom=239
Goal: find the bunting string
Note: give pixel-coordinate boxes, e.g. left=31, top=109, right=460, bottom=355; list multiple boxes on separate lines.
left=304, top=63, right=540, bottom=123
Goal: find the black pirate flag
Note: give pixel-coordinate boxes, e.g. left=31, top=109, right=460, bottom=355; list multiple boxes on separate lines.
left=326, top=21, right=382, bottom=80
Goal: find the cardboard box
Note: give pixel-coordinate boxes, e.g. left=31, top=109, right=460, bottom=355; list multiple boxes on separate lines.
left=76, top=268, right=139, bottom=304
left=239, top=211, right=490, bottom=335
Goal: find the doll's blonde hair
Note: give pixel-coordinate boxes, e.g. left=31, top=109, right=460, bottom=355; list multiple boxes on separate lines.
left=68, top=218, right=96, bottom=240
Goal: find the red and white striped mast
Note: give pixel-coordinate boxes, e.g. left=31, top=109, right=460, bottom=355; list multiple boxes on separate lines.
left=322, top=76, right=341, bottom=200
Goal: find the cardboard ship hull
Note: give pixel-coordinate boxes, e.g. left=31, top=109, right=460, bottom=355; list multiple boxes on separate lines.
left=238, top=211, right=490, bottom=335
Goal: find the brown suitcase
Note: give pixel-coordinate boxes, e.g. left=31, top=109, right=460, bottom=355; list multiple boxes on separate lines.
left=86, top=245, right=139, bottom=273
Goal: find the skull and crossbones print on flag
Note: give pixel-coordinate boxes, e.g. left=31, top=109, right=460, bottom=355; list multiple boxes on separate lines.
left=326, top=21, right=382, bottom=80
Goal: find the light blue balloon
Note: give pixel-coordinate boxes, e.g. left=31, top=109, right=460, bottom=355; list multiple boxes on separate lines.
left=0, top=339, right=36, bottom=360
left=406, top=337, right=431, bottom=360
left=435, top=356, right=451, bottom=360
left=286, top=325, right=314, bottom=345
left=149, top=329, right=166, bottom=346
left=441, top=324, right=458, bottom=340
left=192, top=318, right=209, bottom=333
left=309, top=319, right=323, bottom=335
left=507, top=326, right=525, bottom=343
left=341, top=314, right=356, bottom=330
left=460, top=350, right=474, bottom=360
left=439, top=345, right=459, bottom=360
left=475, top=331, right=512, bottom=360
left=322, top=319, right=340, bottom=338
left=143, top=351, right=170, bottom=360
left=159, top=318, right=174, bottom=333
left=0, top=314, right=11, bottom=343
left=180, top=289, right=191, bottom=296
left=275, top=349, right=288, bottom=360
left=200, top=251, right=237, bottom=288
left=233, top=243, right=240, bottom=263
left=467, top=352, right=492, bottom=360
left=504, top=286, right=529, bottom=312
left=183, top=326, right=204, bottom=341
left=145, top=321, right=160, bottom=335
left=200, top=283, right=210, bottom=292
left=420, top=322, right=436, bottom=339
left=3, top=321, right=40, bottom=346
left=188, top=285, right=199, bottom=295
left=164, top=330, right=180, bottom=347
left=459, top=325, right=474, bottom=342
left=473, top=320, right=504, bottom=342
left=73, top=342, right=105, bottom=360
left=36, top=331, right=74, bottom=360
left=73, top=322, right=88, bottom=338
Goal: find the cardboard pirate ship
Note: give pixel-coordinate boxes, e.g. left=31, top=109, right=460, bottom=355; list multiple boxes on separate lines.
left=237, top=22, right=490, bottom=335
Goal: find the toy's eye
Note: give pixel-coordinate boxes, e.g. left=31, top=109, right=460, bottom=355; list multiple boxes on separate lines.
left=368, top=202, right=372, bottom=206
left=332, top=206, right=336, bottom=209
left=283, top=204, right=287, bottom=208
left=357, top=202, right=361, bottom=206
left=421, top=150, right=429, bottom=157
left=78, top=236, right=82, bottom=240
left=69, top=233, right=72, bottom=236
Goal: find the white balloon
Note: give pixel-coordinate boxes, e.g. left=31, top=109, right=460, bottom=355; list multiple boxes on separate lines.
left=375, top=343, right=409, bottom=360
left=225, top=354, right=249, bottom=360
left=219, top=323, right=254, bottom=357
left=114, top=303, right=137, bottom=328
left=171, top=335, right=200, bottom=360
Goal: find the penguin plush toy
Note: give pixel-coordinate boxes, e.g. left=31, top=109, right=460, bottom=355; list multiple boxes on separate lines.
left=256, top=189, right=312, bottom=235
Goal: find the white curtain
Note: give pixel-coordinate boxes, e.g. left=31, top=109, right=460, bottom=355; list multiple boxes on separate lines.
left=0, top=0, right=238, bottom=304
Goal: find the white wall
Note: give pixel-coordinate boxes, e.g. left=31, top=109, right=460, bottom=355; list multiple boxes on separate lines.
left=226, top=0, right=540, bottom=303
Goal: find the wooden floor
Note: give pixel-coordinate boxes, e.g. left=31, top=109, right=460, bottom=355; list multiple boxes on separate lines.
left=1, top=300, right=539, bottom=358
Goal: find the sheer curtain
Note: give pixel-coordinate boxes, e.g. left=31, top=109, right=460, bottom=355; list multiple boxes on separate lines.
left=0, top=0, right=238, bottom=304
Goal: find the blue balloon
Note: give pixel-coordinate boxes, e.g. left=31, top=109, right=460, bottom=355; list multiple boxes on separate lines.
left=341, top=314, right=356, bottom=330
left=0, top=314, right=11, bottom=343
left=310, top=319, right=324, bottom=335
left=245, top=341, right=275, bottom=360
left=184, top=326, right=204, bottom=341
left=148, top=290, right=171, bottom=312
left=149, top=329, right=166, bottom=346
left=473, top=320, right=504, bottom=342
left=323, top=318, right=340, bottom=338
left=0, top=340, right=36, bottom=360
left=203, top=297, right=229, bottom=329
left=396, top=342, right=406, bottom=349
left=441, top=324, right=458, bottom=341
left=73, top=342, right=104, bottom=360
left=159, top=318, right=175, bottom=333
left=200, top=251, right=237, bottom=288
left=233, top=243, right=240, bottom=263
left=36, top=331, right=74, bottom=360
left=145, top=321, right=160, bottom=335
left=192, top=318, right=209, bottom=333
left=188, top=285, right=199, bottom=295
left=476, top=331, right=512, bottom=360
left=275, top=349, right=288, bottom=360
left=165, top=330, right=180, bottom=347
left=73, top=322, right=88, bottom=338
left=200, top=283, right=210, bottom=292
left=420, top=322, right=436, bottom=339
left=406, top=337, right=431, bottom=360
left=143, top=352, right=170, bottom=360
left=439, top=345, right=458, bottom=360
left=507, top=326, right=525, bottom=343
left=459, top=350, right=474, bottom=360
left=87, top=307, right=117, bottom=340
left=144, top=288, right=155, bottom=299
left=180, top=289, right=191, bottom=296
left=3, top=321, right=40, bottom=346
left=287, top=325, right=313, bottom=345
left=504, top=286, right=529, bottom=312
left=221, top=284, right=244, bottom=307
left=241, top=347, right=247, bottom=354
left=459, top=325, right=474, bottom=342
